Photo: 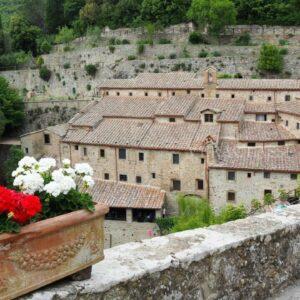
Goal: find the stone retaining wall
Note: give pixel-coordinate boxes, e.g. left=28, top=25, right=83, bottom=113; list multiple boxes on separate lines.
left=26, top=204, right=300, bottom=300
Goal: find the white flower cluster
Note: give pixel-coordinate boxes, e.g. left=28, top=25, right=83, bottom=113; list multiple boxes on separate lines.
left=12, top=157, right=94, bottom=197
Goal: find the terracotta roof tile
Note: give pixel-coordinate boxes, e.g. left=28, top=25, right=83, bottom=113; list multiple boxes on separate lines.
left=244, top=103, right=276, bottom=114
left=46, top=123, right=68, bottom=137
left=276, top=101, right=300, bottom=116
left=87, top=179, right=165, bottom=209
left=212, top=141, right=300, bottom=172
left=239, top=121, right=297, bottom=142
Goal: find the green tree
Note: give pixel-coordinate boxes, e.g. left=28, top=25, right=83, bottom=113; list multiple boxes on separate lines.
left=55, top=26, right=75, bottom=44
left=64, top=0, right=85, bottom=25
left=258, top=43, right=283, bottom=74
left=79, top=0, right=100, bottom=26
left=21, top=0, right=46, bottom=31
left=45, top=0, right=65, bottom=33
left=10, top=15, right=42, bottom=55
left=141, top=0, right=190, bottom=27
left=0, top=77, right=24, bottom=136
left=3, top=146, right=24, bottom=187
left=188, top=0, right=236, bottom=37
left=0, top=15, right=5, bottom=55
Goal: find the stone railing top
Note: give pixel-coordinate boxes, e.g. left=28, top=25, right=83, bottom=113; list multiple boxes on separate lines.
left=25, top=205, right=300, bottom=299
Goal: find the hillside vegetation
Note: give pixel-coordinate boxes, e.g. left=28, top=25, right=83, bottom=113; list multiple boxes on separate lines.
left=0, top=0, right=22, bottom=25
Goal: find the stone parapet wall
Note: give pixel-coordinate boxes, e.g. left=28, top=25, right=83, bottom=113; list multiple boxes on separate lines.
left=26, top=204, right=300, bottom=300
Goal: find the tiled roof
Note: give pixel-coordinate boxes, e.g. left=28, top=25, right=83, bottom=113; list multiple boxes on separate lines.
left=239, top=121, right=297, bottom=142
left=87, top=179, right=165, bottom=209
left=155, top=95, right=197, bottom=117
left=82, top=119, right=152, bottom=147
left=276, top=101, right=300, bottom=116
left=69, top=97, right=164, bottom=127
left=99, top=72, right=300, bottom=91
left=185, top=98, right=244, bottom=122
left=46, top=123, right=69, bottom=137
left=211, top=141, right=300, bottom=172
left=244, top=103, right=276, bottom=114
left=218, top=79, right=300, bottom=90
left=64, top=118, right=220, bottom=152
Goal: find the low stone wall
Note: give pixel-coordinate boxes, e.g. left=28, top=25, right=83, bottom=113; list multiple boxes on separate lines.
left=26, top=204, right=300, bottom=300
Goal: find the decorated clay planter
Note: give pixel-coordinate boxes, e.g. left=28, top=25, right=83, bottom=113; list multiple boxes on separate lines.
left=0, top=203, right=109, bottom=300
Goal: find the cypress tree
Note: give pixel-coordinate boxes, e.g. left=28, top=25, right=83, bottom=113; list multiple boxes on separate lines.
left=45, top=0, right=65, bottom=33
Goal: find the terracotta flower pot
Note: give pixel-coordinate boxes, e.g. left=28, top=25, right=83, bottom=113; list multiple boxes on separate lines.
left=0, top=203, right=109, bottom=300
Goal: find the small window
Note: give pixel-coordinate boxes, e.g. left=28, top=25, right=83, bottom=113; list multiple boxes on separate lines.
left=264, top=172, right=270, bottom=179
left=172, top=180, right=181, bottom=191
left=25, top=148, right=29, bottom=154
left=256, top=114, right=267, bottom=122
left=172, top=153, right=180, bottom=164
left=201, top=158, right=205, bottom=164
left=285, top=95, right=291, bottom=102
left=278, top=141, right=285, bottom=146
left=231, top=94, right=235, bottom=99
left=272, top=119, right=275, bottom=122
left=297, top=123, right=300, bottom=130
left=152, top=173, right=156, bottom=179
left=227, top=191, right=236, bottom=202
left=216, top=94, right=219, bottom=98
left=44, top=134, right=50, bottom=144
left=227, top=171, right=236, bottom=181
left=196, top=179, right=204, bottom=190
left=264, top=189, right=272, bottom=196
left=119, top=174, right=128, bottom=182
left=136, top=176, right=142, bottom=184
left=106, top=91, right=109, bottom=96
left=158, top=92, right=162, bottom=97
left=83, top=147, right=88, bottom=156
left=247, top=173, right=252, bottom=178
left=291, top=173, right=298, bottom=180
left=100, top=149, right=105, bottom=158
left=169, top=118, right=176, bottom=123
left=129, top=92, right=133, bottom=96
left=285, top=120, right=289, bottom=127
left=75, top=145, right=79, bottom=150
left=144, top=92, right=148, bottom=96
left=201, top=93, right=205, bottom=98
left=187, top=90, right=191, bottom=94
left=267, top=96, right=272, bottom=101
left=249, top=95, right=253, bottom=101
left=247, top=142, right=256, bottom=147
left=172, top=91, right=175, bottom=96
left=139, top=152, right=144, bottom=161
left=204, top=114, right=214, bottom=123
left=104, top=173, right=109, bottom=180
left=119, top=148, right=126, bottom=159
left=116, top=92, right=120, bottom=96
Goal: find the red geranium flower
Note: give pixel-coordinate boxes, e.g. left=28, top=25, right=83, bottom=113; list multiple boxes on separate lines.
left=0, top=186, right=42, bottom=224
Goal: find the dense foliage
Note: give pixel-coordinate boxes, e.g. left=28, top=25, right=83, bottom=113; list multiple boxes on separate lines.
left=156, top=195, right=247, bottom=234
left=0, top=76, right=24, bottom=137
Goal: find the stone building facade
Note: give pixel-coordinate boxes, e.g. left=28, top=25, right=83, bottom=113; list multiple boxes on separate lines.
left=21, top=68, right=300, bottom=212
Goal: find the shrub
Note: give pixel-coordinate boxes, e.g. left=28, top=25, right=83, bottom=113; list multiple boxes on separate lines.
left=234, top=73, right=243, bottom=78
left=127, top=55, right=136, bottom=60
left=251, top=199, right=262, bottom=210
left=72, top=87, right=76, bottom=94
left=217, top=204, right=247, bottom=223
left=181, top=47, right=190, bottom=58
left=63, top=62, right=70, bottom=69
left=63, top=45, right=71, bottom=52
left=169, top=53, right=177, bottom=59
left=189, top=32, right=207, bottom=44
left=109, top=45, right=115, bottom=53
left=86, top=84, right=91, bottom=91
left=55, top=26, right=75, bottom=45
left=39, top=66, right=51, bottom=82
left=158, top=38, right=171, bottom=44
left=156, top=216, right=178, bottom=235
left=235, top=32, right=251, bottom=46
left=218, top=73, right=233, bottom=78
left=39, top=39, right=52, bottom=54
left=263, top=193, right=275, bottom=206
left=258, top=43, right=283, bottom=74
left=198, top=50, right=209, bottom=58
left=139, top=63, right=146, bottom=69
left=137, top=44, right=145, bottom=55
left=122, top=39, right=130, bottom=44
left=279, top=39, right=288, bottom=46
left=157, top=55, right=165, bottom=60
left=36, top=56, right=44, bottom=68
left=279, top=48, right=288, bottom=55
left=212, top=51, right=221, bottom=57
left=85, top=64, right=98, bottom=77
left=0, top=52, right=30, bottom=70
left=137, top=39, right=152, bottom=45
